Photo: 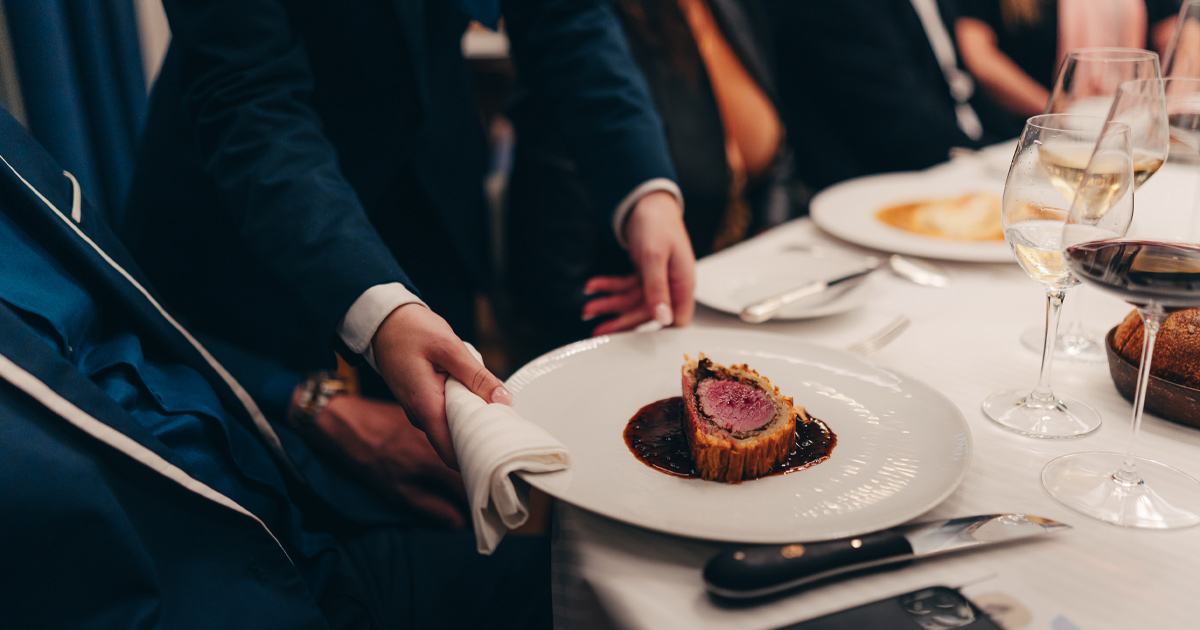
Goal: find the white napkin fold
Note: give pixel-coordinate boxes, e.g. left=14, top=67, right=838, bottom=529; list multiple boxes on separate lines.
left=445, top=344, right=571, bottom=554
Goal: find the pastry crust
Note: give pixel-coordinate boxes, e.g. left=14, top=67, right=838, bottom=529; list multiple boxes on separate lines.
left=681, top=354, right=800, bottom=483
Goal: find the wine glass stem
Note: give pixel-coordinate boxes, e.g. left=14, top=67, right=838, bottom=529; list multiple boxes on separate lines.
left=1117, top=306, right=1167, bottom=485
left=1063, top=292, right=1085, bottom=338
left=1030, top=289, right=1066, bottom=403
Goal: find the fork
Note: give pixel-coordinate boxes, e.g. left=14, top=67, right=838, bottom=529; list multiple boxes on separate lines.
left=844, top=316, right=911, bottom=357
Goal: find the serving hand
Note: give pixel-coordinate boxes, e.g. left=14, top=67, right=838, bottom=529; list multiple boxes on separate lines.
left=582, top=191, right=696, bottom=336
left=371, top=303, right=514, bottom=469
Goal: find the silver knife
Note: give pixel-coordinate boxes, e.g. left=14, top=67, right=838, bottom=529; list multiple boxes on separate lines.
left=739, top=264, right=881, bottom=324
left=703, top=514, right=1069, bottom=599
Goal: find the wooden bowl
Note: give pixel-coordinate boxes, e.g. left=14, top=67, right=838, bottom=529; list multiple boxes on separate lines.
left=1105, top=327, right=1200, bottom=429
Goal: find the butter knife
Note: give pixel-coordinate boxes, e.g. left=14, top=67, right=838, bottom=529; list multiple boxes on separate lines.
left=704, top=514, right=1069, bottom=599
left=739, top=264, right=880, bottom=323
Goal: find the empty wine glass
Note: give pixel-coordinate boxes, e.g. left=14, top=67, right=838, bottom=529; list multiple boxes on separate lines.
left=982, top=114, right=1114, bottom=438
left=1166, top=77, right=1200, bottom=249
left=1021, top=48, right=1163, bottom=362
left=1046, top=48, right=1161, bottom=118
left=1165, top=4, right=1200, bottom=168
left=1164, top=0, right=1200, bottom=79
left=1105, top=78, right=1171, bottom=185
left=1045, top=91, right=1200, bottom=529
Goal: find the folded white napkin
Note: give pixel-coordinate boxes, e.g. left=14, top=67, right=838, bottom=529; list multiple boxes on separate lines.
left=445, top=344, right=571, bottom=554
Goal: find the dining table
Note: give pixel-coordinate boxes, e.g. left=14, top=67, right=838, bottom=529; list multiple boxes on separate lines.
left=539, top=148, right=1200, bottom=629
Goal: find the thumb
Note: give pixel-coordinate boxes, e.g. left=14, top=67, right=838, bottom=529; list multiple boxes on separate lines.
left=440, top=342, right=515, bottom=406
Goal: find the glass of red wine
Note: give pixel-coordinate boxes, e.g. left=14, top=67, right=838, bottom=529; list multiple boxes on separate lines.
left=1045, top=81, right=1200, bottom=528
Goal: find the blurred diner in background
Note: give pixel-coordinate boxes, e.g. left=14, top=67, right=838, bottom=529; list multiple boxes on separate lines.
left=957, top=0, right=1181, bottom=128
left=763, top=0, right=1022, bottom=192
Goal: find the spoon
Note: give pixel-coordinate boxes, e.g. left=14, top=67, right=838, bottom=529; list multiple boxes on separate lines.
left=885, top=254, right=951, bottom=288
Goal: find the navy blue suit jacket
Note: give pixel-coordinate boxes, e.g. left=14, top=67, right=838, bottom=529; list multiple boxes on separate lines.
left=122, top=0, right=677, bottom=371
left=0, top=109, right=408, bottom=628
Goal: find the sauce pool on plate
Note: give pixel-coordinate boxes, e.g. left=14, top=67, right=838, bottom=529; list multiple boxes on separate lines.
left=623, top=397, right=837, bottom=480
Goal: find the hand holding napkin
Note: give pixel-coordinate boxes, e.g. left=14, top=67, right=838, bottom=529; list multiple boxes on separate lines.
left=445, top=344, right=571, bottom=554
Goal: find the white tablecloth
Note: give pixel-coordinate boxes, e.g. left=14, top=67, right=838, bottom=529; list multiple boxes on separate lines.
left=549, top=157, right=1200, bottom=630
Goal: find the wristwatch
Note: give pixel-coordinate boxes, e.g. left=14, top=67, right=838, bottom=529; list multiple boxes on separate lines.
left=288, top=371, right=350, bottom=435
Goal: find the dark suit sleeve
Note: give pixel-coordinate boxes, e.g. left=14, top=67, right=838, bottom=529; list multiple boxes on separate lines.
left=159, top=0, right=415, bottom=337
left=503, top=0, right=679, bottom=219
left=768, top=0, right=978, bottom=188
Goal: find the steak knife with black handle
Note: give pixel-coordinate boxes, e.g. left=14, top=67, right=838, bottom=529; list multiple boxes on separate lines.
left=704, top=514, right=1069, bottom=599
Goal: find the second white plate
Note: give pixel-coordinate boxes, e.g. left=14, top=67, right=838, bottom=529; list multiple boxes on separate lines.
left=810, top=170, right=1012, bottom=263
left=695, top=244, right=875, bottom=320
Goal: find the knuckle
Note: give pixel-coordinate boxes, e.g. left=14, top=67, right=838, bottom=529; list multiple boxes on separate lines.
left=431, top=338, right=459, bottom=362
left=469, top=368, right=491, bottom=393
left=642, top=247, right=668, bottom=264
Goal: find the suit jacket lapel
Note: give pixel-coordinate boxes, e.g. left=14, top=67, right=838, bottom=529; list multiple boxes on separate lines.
left=0, top=111, right=294, bottom=472
left=389, top=0, right=430, bottom=109
left=903, top=0, right=949, bottom=90
left=936, top=0, right=970, bottom=72
left=0, top=153, right=218, bottom=401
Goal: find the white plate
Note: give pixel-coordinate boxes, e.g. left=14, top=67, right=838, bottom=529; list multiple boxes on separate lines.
left=694, top=245, right=874, bottom=319
left=810, top=170, right=1013, bottom=263
left=508, top=328, right=972, bottom=543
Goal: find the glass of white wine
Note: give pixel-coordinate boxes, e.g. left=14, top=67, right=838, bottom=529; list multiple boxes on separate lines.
left=982, top=115, right=1128, bottom=438
left=1023, top=48, right=1162, bottom=362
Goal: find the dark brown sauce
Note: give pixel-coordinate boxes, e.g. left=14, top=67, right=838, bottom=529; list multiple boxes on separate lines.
left=623, top=397, right=837, bottom=480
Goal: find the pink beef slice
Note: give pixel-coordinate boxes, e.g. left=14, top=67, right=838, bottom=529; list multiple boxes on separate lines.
left=696, top=378, right=775, bottom=433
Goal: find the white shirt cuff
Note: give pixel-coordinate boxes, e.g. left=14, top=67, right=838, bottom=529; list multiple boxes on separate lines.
left=611, top=178, right=684, bottom=249
left=336, top=282, right=426, bottom=369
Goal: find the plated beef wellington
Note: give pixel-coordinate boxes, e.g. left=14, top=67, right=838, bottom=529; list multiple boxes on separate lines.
left=681, top=354, right=801, bottom=483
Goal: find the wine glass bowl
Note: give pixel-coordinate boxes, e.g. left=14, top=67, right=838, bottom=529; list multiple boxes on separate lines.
left=981, top=114, right=1112, bottom=438
left=1024, top=48, right=1163, bottom=362
left=1045, top=87, right=1200, bottom=529
left=1166, top=78, right=1200, bottom=161
left=1046, top=49, right=1161, bottom=117
left=1105, top=78, right=1170, bottom=186
left=1164, top=0, right=1200, bottom=80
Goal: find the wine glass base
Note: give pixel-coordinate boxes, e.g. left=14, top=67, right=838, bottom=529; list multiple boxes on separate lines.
left=981, top=390, right=1101, bottom=438
left=1042, top=452, right=1200, bottom=529
left=1020, top=326, right=1107, bottom=363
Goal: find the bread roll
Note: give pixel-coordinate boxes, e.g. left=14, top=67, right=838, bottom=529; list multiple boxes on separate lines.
left=1112, top=308, right=1200, bottom=389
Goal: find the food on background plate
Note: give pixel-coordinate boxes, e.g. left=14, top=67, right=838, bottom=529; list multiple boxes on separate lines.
left=1112, top=308, right=1200, bottom=389
left=876, top=193, right=1003, bottom=242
